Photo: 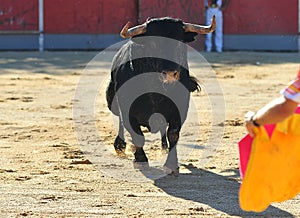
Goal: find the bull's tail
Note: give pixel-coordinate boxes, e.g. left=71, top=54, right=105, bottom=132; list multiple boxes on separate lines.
left=188, top=76, right=201, bottom=92
left=106, top=80, right=119, bottom=116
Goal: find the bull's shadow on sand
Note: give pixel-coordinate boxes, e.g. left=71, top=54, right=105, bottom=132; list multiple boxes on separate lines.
left=140, top=165, right=294, bottom=217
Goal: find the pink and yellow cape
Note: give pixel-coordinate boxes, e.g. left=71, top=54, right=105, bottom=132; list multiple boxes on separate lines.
left=238, top=107, right=300, bottom=212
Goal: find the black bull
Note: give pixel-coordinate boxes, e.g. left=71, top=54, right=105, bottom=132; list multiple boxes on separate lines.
left=106, top=16, right=216, bottom=174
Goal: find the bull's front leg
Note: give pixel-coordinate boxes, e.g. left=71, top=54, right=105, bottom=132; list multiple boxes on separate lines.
left=164, top=125, right=180, bottom=176
left=129, top=117, right=149, bottom=169
left=114, top=117, right=126, bottom=156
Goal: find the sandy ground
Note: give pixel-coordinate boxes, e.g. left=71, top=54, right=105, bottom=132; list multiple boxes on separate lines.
left=0, top=50, right=299, bottom=217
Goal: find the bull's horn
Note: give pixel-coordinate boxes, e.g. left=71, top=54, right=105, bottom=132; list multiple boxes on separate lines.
left=183, top=15, right=216, bottom=34
left=120, top=22, right=147, bottom=38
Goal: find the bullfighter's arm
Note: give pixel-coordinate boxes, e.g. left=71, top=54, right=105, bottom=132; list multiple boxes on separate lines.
left=245, top=96, right=298, bottom=137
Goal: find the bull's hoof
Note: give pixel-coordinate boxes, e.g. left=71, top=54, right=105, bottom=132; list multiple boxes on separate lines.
left=133, top=147, right=149, bottom=169
left=114, top=136, right=126, bottom=156
left=134, top=147, right=148, bottom=162
left=162, top=141, right=168, bottom=150
left=133, top=161, right=149, bottom=170
left=164, top=166, right=179, bottom=177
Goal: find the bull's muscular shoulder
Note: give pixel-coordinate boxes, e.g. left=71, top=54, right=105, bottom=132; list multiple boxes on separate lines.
left=111, top=41, right=132, bottom=71
left=112, top=41, right=145, bottom=69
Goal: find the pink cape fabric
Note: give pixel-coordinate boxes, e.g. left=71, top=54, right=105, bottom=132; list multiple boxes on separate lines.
left=238, top=125, right=275, bottom=179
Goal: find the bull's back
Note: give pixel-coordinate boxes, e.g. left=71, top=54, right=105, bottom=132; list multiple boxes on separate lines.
left=106, top=42, right=133, bottom=114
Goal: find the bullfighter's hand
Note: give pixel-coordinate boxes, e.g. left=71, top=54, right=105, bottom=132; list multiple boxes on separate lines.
left=245, top=111, right=257, bottom=138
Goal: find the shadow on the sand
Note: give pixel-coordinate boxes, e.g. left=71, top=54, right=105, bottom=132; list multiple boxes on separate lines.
left=139, top=165, right=294, bottom=217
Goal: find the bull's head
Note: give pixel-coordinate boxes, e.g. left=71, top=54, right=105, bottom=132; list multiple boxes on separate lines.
left=120, top=15, right=216, bottom=39
left=119, top=16, right=216, bottom=87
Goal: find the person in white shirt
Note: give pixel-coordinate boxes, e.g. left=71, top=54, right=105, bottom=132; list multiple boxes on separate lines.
left=205, top=0, right=229, bottom=52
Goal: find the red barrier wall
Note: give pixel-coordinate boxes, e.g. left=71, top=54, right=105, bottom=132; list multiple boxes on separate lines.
left=0, top=0, right=38, bottom=31
left=44, top=0, right=138, bottom=34
left=0, top=0, right=298, bottom=50
left=0, top=0, right=297, bottom=35
left=139, top=0, right=205, bottom=24
left=223, top=0, right=298, bottom=34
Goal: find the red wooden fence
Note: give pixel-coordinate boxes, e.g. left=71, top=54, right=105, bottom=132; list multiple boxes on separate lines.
left=0, top=0, right=38, bottom=31
left=223, top=0, right=298, bottom=34
left=44, top=0, right=138, bottom=34
left=0, top=0, right=298, bottom=50
left=0, top=0, right=297, bottom=35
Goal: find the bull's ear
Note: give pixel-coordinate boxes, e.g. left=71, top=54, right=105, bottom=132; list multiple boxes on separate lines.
left=183, top=32, right=197, bottom=43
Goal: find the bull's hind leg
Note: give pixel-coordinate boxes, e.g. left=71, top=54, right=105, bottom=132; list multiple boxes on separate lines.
left=160, top=125, right=168, bottom=150
left=164, top=126, right=180, bottom=176
left=114, top=117, right=126, bottom=156
left=161, top=133, right=168, bottom=150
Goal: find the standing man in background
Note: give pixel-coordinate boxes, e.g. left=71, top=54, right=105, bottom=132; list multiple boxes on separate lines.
left=205, top=0, right=229, bottom=52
